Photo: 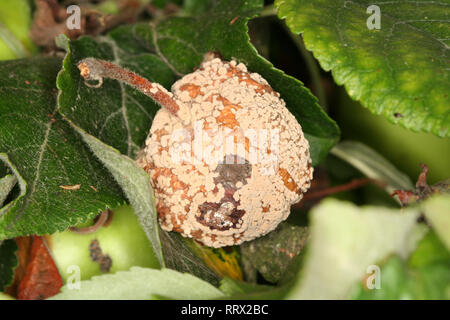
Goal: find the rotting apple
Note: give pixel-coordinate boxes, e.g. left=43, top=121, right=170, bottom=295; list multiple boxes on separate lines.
left=77, top=55, right=314, bottom=248
left=48, top=205, right=160, bottom=283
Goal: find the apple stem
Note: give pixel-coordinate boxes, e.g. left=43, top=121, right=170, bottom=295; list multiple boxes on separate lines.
left=294, top=178, right=385, bottom=207
left=77, top=58, right=181, bottom=117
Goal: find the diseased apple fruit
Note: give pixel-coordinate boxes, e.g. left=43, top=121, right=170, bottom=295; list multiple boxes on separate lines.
left=77, top=55, right=314, bottom=248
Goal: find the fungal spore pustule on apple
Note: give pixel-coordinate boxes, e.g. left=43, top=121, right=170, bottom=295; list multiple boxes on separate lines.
left=77, top=53, right=313, bottom=247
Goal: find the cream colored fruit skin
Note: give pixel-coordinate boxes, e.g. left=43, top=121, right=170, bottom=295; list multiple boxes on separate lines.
left=137, top=57, right=313, bottom=247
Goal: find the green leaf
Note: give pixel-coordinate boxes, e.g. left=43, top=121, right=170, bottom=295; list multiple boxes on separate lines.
left=0, top=0, right=36, bottom=60
left=183, top=0, right=214, bottom=15
left=0, top=57, right=125, bottom=239
left=287, top=198, right=427, bottom=299
left=159, top=231, right=221, bottom=286
left=422, top=194, right=450, bottom=250
left=276, top=0, right=450, bottom=137
left=0, top=239, right=18, bottom=291
left=65, top=127, right=165, bottom=267
left=352, top=255, right=450, bottom=300
left=219, top=277, right=271, bottom=296
left=351, top=256, right=414, bottom=300
left=0, top=162, right=7, bottom=177
left=58, top=0, right=339, bottom=166
left=152, top=0, right=183, bottom=9
left=354, top=231, right=450, bottom=300
left=184, top=238, right=243, bottom=281
left=219, top=277, right=291, bottom=299
left=331, top=140, right=414, bottom=195
left=278, top=249, right=307, bottom=285
left=241, top=223, right=309, bottom=284
left=411, top=262, right=450, bottom=299
left=0, top=174, right=16, bottom=207
left=409, top=230, right=450, bottom=269
left=50, top=267, right=224, bottom=300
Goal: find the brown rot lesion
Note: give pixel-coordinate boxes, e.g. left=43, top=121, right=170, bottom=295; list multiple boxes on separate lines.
left=196, top=154, right=251, bottom=231
left=214, top=154, right=252, bottom=190
left=197, top=199, right=246, bottom=231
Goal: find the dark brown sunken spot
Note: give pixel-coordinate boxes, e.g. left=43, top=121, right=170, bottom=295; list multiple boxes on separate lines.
left=215, top=154, right=251, bottom=189
left=197, top=199, right=246, bottom=231
left=89, top=239, right=112, bottom=273
left=196, top=154, right=250, bottom=231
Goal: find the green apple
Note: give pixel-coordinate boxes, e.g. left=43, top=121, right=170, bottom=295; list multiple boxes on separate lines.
left=335, top=88, right=450, bottom=183
left=49, top=205, right=160, bottom=283
left=0, top=292, right=14, bottom=300
left=0, top=0, right=37, bottom=60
